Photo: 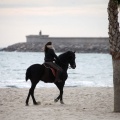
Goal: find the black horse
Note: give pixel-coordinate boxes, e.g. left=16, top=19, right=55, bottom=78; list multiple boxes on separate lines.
left=25, top=51, right=76, bottom=106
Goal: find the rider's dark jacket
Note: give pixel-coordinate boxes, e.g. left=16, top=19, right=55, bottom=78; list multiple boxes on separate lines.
left=44, top=48, right=59, bottom=62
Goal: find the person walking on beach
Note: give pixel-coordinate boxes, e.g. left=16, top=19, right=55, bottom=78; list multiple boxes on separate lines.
left=44, top=41, right=62, bottom=82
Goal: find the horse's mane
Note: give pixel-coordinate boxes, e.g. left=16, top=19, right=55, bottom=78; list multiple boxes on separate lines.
left=58, top=51, right=74, bottom=62
left=59, top=51, right=71, bottom=58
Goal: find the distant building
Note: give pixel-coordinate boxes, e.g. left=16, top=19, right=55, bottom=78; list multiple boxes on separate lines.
left=26, top=31, right=109, bottom=45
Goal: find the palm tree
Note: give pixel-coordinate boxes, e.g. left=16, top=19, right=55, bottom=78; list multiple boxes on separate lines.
left=108, top=0, right=120, bottom=112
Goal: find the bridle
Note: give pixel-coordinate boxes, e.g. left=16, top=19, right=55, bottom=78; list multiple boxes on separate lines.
left=60, top=57, right=75, bottom=69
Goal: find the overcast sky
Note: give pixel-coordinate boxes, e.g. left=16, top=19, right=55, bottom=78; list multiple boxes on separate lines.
left=0, top=0, right=118, bottom=47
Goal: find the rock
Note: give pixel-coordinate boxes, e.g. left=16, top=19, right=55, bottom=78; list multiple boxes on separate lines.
left=0, top=42, right=109, bottom=53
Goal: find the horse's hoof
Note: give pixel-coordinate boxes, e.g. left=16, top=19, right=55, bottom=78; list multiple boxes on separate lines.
left=54, top=99, right=59, bottom=103
left=34, top=101, right=41, bottom=105
left=60, top=101, right=64, bottom=104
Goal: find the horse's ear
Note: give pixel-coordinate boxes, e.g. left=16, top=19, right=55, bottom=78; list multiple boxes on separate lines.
left=73, top=51, right=76, bottom=53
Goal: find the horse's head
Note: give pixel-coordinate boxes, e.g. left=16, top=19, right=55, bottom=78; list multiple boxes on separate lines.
left=58, top=51, right=76, bottom=70
left=66, top=51, right=76, bottom=69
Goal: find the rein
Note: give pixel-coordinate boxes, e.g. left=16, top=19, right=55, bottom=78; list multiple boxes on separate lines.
left=43, top=63, right=50, bottom=68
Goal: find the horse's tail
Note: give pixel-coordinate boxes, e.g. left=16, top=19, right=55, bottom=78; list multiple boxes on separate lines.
left=25, top=67, right=31, bottom=82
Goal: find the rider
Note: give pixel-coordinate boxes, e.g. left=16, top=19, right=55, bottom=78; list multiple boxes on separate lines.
left=44, top=41, right=62, bottom=82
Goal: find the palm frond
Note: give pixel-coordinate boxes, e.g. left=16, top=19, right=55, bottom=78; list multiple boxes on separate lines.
left=115, top=0, right=120, bottom=4
left=118, top=0, right=120, bottom=4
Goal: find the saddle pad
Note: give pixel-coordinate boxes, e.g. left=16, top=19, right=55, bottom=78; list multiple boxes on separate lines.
left=50, top=68, right=56, bottom=77
left=43, top=63, right=56, bottom=77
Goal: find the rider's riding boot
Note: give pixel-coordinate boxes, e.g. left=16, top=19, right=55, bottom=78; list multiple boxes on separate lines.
left=54, top=70, right=62, bottom=83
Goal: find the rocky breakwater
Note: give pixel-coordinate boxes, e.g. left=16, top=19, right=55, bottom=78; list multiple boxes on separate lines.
left=0, top=42, right=109, bottom=53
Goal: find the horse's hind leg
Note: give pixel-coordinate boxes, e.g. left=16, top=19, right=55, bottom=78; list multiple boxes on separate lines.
left=26, top=89, right=31, bottom=106
left=26, top=85, right=35, bottom=106
left=30, top=82, right=40, bottom=105
left=26, top=81, right=40, bottom=106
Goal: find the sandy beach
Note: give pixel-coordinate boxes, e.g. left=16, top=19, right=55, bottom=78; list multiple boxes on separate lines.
left=0, top=87, right=120, bottom=120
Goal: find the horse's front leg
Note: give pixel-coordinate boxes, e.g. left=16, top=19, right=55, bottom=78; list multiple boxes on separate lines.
left=54, top=95, right=60, bottom=102
left=54, top=82, right=65, bottom=104
left=60, top=89, right=64, bottom=104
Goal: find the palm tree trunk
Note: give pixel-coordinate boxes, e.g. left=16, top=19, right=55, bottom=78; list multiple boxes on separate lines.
left=108, top=0, right=120, bottom=112
left=113, top=59, right=120, bottom=112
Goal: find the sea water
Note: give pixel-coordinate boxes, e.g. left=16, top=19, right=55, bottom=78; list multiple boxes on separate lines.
left=0, top=52, right=113, bottom=88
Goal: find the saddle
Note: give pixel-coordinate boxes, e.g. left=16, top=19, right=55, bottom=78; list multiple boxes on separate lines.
left=43, top=63, right=56, bottom=77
